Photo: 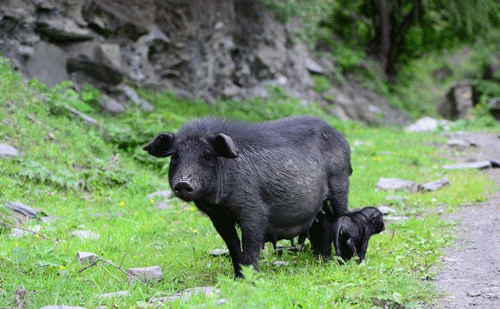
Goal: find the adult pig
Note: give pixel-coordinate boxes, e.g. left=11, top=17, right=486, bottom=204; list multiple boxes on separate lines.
left=143, top=116, right=351, bottom=277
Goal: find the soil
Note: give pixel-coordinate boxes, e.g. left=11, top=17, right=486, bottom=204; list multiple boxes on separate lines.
left=434, top=132, right=500, bottom=308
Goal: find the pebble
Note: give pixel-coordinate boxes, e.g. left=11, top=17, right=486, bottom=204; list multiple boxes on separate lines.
left=126, top=266, right=163, bottom=283
left=377, top=206, right=396, bottom=215
left=72, top=230, right=100, bottom=240
left=421, top=177, right=450, bottom=191
left=208, top=249, right=229, bottom=256
left=442, top=161, right=492, bottom=170
left=149, top=286, right=220, bottom=304
left=0, top=143, right=18, bottom=158
left=96, top=291, right=130, bottom=298
left=76, top=251, right=98, bottom=264
left=40, top=305, right=87, bottom=309
left=375, top=178, right=421, bottom=193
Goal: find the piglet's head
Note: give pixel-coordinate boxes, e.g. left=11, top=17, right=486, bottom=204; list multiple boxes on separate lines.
left=143, top=132, right=239, bottom=202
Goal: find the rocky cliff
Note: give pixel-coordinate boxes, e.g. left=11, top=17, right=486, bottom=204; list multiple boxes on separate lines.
left=0, top=0, right=411, bottom=125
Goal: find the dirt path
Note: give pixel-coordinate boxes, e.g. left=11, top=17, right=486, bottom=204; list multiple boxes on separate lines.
left=434, top=132, right=500, bottom=308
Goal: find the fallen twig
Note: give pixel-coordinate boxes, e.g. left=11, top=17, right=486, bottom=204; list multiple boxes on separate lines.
left=0, top=220, right=50, bottom=240
left=78, top=257, right=156, bottom=290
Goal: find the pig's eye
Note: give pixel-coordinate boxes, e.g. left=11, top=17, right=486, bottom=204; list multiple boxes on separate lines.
left=202, top=152, right=213, bottom=161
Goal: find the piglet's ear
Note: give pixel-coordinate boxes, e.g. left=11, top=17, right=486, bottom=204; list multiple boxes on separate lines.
left=143, top=132, right=175, bottom=158
left=211, top=133, right=239, bottom=159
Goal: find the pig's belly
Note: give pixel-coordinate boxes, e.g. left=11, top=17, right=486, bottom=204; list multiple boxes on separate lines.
left=264, top=218, right=315, bottom=241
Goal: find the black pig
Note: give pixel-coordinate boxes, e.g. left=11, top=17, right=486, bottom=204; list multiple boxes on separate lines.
left=143, top=116, right=352, bottom=277
left=332, top=207, right=384, bottom=264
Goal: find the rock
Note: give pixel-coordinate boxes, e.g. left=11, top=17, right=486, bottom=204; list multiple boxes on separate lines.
left=125, top=266, right=163, bottom=283
left=305, top=57, right=324, bottom=74
left=149, top=286, right=220, bottom=304
left=65, top=107, right=98, bottom=125
left=72, top=230, right=100, bottom=240
left=11, top=225, right=41, bottom=237
left=488, top=98, right=500, bottom=120
left=384, top=215, right=409, bottom=221
left=95, top=44, right=121, bottom=68
left=447, top=139, right=473, bottom=148
left=98, top=95, right=126, bottom=114
left=36, top=18, right=93, bottom=41
left=40, top=216, right=58, bottom=223
left=438, top=80, right=479, bottom=120
left=76, top=251, right=98, bottom=264
left=378, top=206, right=396, bottom=215
left=207, top=249, right=229, bottom=257
left=375, top=178, right=421, bottom=193
left=488, top=97, right=500, bottom=110
left=442, top=161, right=492, bottom=170
left=118, top=85, right=154, bottom=111
left=96, top=291, right=130, bottom=298
left=5, top=202, right=38, bottom=218
left=67, top=54, right=124, bottom=85
left=147, top=190, right=172, bottom=200
left=26, top=41, right=70, bottom=88
left=405, top=117, right=451, bottom=132
left=82, top=0, right=149, bottom=41
left=40, top=305, right=86, bottom=309
left=421, top=177, right=450, bottom=191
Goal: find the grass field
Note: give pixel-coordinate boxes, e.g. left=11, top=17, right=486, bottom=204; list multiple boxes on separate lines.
left=0, top=56, right=497, bottom=308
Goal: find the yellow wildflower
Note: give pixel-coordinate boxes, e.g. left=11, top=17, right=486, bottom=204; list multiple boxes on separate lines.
left=119, top=201, right=125, bottom=206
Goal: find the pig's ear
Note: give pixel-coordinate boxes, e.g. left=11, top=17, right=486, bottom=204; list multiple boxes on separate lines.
left=211, top=133, right=239, bottom=158
left=143, top=132, right=175, bottom=157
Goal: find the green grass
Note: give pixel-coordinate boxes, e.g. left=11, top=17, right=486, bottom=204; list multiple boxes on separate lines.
left=0, top=56, right=497, bottom=308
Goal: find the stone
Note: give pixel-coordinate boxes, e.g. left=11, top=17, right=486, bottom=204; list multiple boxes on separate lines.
left=439, top=80, right=478, bottom=120
left=447, top=139, right=471, bottom=148
left=378, top=206, right=396, bottom=215
left=149, top=286, right=220, bottom=304
left=95, top=44, right=121, bottom=68
left=118, top=85, right=154, bottom=111
left=125, top=266, right=163, bottom=283
left=11, top=225, right=41, bottom=237
left=489, top=97, right=500, bottom=110
left=375, top=178, right=421, bottom=193
left=67, top=54, right=124, bottom=85
left=36, top=18, right=93, bottom=41
left=421, top=178, right=450, bottom=191
left=40, top=305, right=86, bottom=309
left=96, top=291, right=130, bottom=298
left=76, top=252, right=98, bottom=264
left=98, top=95, right=125, bottom=114
left=72, top=230, right=100, bottom=240
left=147, top=190, right=172, bottom=200
left=404, top=117, right=451, bottom=132
left=384, top=215, right=409, bottom=221
left=65, top=107, right=98, bottom=124
left=305, top=57, right=324, bottom=74
left=442, top=161, right=492, bottom=170
left=82, top=0, right=149, bottom=41
left=207, top=249, right=229, bottom=256
left=26, top=41, right=70, bottom=88
left=5, top=202, right=38, bottom=218
left=40, top=216, right=58, bottom=223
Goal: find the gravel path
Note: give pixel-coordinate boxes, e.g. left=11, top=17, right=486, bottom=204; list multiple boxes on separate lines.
left=435, top=132, right=500, bottom=308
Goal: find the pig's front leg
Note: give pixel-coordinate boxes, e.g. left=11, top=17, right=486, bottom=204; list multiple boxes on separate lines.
left=210, top=217, right=244, bottom=278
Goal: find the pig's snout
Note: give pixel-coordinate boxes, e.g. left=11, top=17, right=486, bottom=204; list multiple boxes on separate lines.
left=173, top=181, right=195, bottom=201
